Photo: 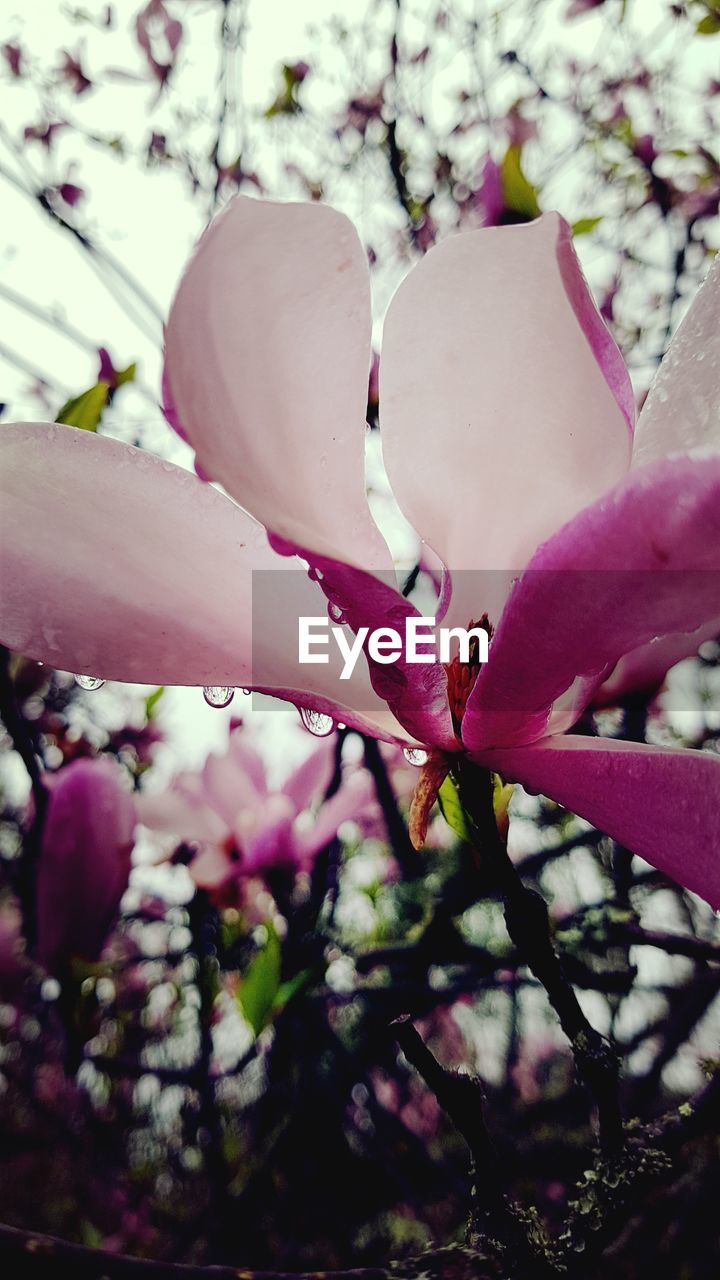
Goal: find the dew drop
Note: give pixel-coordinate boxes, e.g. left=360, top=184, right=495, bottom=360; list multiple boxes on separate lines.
left=203, top=685, right=235, bottom=708
left=307, top=566, right=324, bottom=582
left=241, top=688, right=251, bottom=697
left=73, top=674, right=105, bottom=691
left=299, top=708, right=334, bottom=737
left=328, top=601, right=346, bottom=624
left=403, top=747, right=429, bottom=767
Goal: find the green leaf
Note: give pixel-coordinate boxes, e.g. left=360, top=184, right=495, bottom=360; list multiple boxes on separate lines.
left=493, top=775, right=514, bottom=837
left=144, top=686, right=165, bottom=720
left=437, top=774, right=472, bottom=843
left=237, top=922, right=282, bottom=1036
left=571, top=216, right=603, bottom=237
left=55, top=380, right=110, bottom=432
left=264, top=64, right=303, bottom=117
left=272, top=967, right=313, bottom=1013
left=697, top=15, right=720, bottom=33
left=500, top=145, right=541, bottom=219
left=115, top=361, right=136, bottom=388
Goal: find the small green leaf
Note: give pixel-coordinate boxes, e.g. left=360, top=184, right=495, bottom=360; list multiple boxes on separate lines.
left=237, top=922, right=282, bottom=1036
left=272, top=967, right=313, bottom=1013
left=437, top=774, right=472, bottom=843
left=500, top=145, right=541, bottom=219
left=55, top=380, right=110, bottom=432
left=115, top=361, right=136, bottom=388
left=571, top=216, right=603, bottom=237
left=697, top=14, right=720, bottom=33
left=144, top=686, right=165, bottom=720
left=493, top=776, right=514, bottom=837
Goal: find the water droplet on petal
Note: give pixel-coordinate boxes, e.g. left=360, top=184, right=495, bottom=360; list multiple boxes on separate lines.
left=241, top=688, right=251, bottom=697
left=328, top=601, right=346, bottom=624
left=299, top=708, right=334, bottom=737
left=73, top=674, right=105, bottom=691
left=203, top=686, right=235, bottom=708
left=403, top=747, right=429, bottom=767
left=307, top=566, right=324, bottom=582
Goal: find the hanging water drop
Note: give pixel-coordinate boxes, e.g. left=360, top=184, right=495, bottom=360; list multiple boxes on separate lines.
left=299, top=708, right=334, bottom=737
left=241, top=688, right=251, bottom=697
left=328, top=601, right=346, bottom=624
left=403, top=747, right=429, bottom=767
left=307, top=566, right=324, bottom=583
left=203, top=686, right=235, bottom=708
left=73, top=674, right=105, bottom=691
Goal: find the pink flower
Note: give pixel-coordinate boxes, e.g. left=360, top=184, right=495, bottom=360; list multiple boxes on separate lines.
left=22, top=120, right=65, bottom=150
left=135, top=0, right=183, bottom=87
left=137, top=730, right=378, bottom=887
left=36, top=758, right=136, bottom=974
left=58, top=49, right=92, bottom=96
left=2, top=41, right=23, bottom=78
left=1, top=198, right=719, bottom=904
left=57, top=180, right=85, bottom=208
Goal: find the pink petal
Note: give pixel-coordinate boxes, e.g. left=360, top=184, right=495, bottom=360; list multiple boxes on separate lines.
left=281, top=739, right=337, bottom=813
left=242, top=795, right=296, bottom=874
left=269, top=538, right=456, bottom=750
left=463, top=452, right=720, bottom=752
left=136, top=781, right=226, bottom=843
left=0, top=423, right=407, bottom=742
left=202, top=748, right=264, bottom=830
left=594, top=618, right=720, bottom=705
left=189, top=843, right=235, bottom=891
left=293, top=771, right=378, bottom=864
left=633, top=251, right=720, bottom=466
left=164, top=196, right=391, bottom=571
left=476, top=737, right=720, bottom=908
left=380, top=212, right=633, bottom=632
left=227, top=733, right=268, bottom=796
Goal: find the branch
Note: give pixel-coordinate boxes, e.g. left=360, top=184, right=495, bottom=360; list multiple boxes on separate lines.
left=457, top=760, right=624, bottom=1156
left=361, top=736, right=416, bottom=872
left=392, top=1016, right=555, bottom=1278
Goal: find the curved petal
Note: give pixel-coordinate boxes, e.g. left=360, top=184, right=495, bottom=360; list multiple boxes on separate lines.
left=0, top=423, right=409, bottom=743
left=136, top=783, right=226, bottom=844
left=281, top=739, right=337, bottom=813
left=380, top=212, right=633, bottom=632
left=164, top=195, right=391, bottom=571
left=633, top=251, right=720, bottom=466
left=227, top=733, right=268, bottom=796
left=594, top=618, right=720, bottom=705
left=475, top=737, right=720, bottom=908
left=269, top=536, right=456, bottom=750
left=463, top=452, right=720, bottom=752
left=293, top=771, right=378, bottom=864
left=202, top=749, right=264, bottom=830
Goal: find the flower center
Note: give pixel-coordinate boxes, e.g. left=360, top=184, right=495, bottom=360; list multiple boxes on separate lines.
left=444, top=615, right=492, bottom=730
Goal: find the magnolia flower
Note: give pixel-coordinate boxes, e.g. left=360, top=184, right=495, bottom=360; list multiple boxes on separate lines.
left=37, top=758, right=136, bottom=975
left=136, top=731, right=378, bottom=888
left=1, top=198, right=719, bottom=904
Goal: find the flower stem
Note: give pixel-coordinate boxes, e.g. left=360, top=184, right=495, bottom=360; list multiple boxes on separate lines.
left=456, top=759, right=624, bottom=1156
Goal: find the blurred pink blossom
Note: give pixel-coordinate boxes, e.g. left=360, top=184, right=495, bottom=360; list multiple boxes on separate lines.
left=137, top=730, right=378, bottom=889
